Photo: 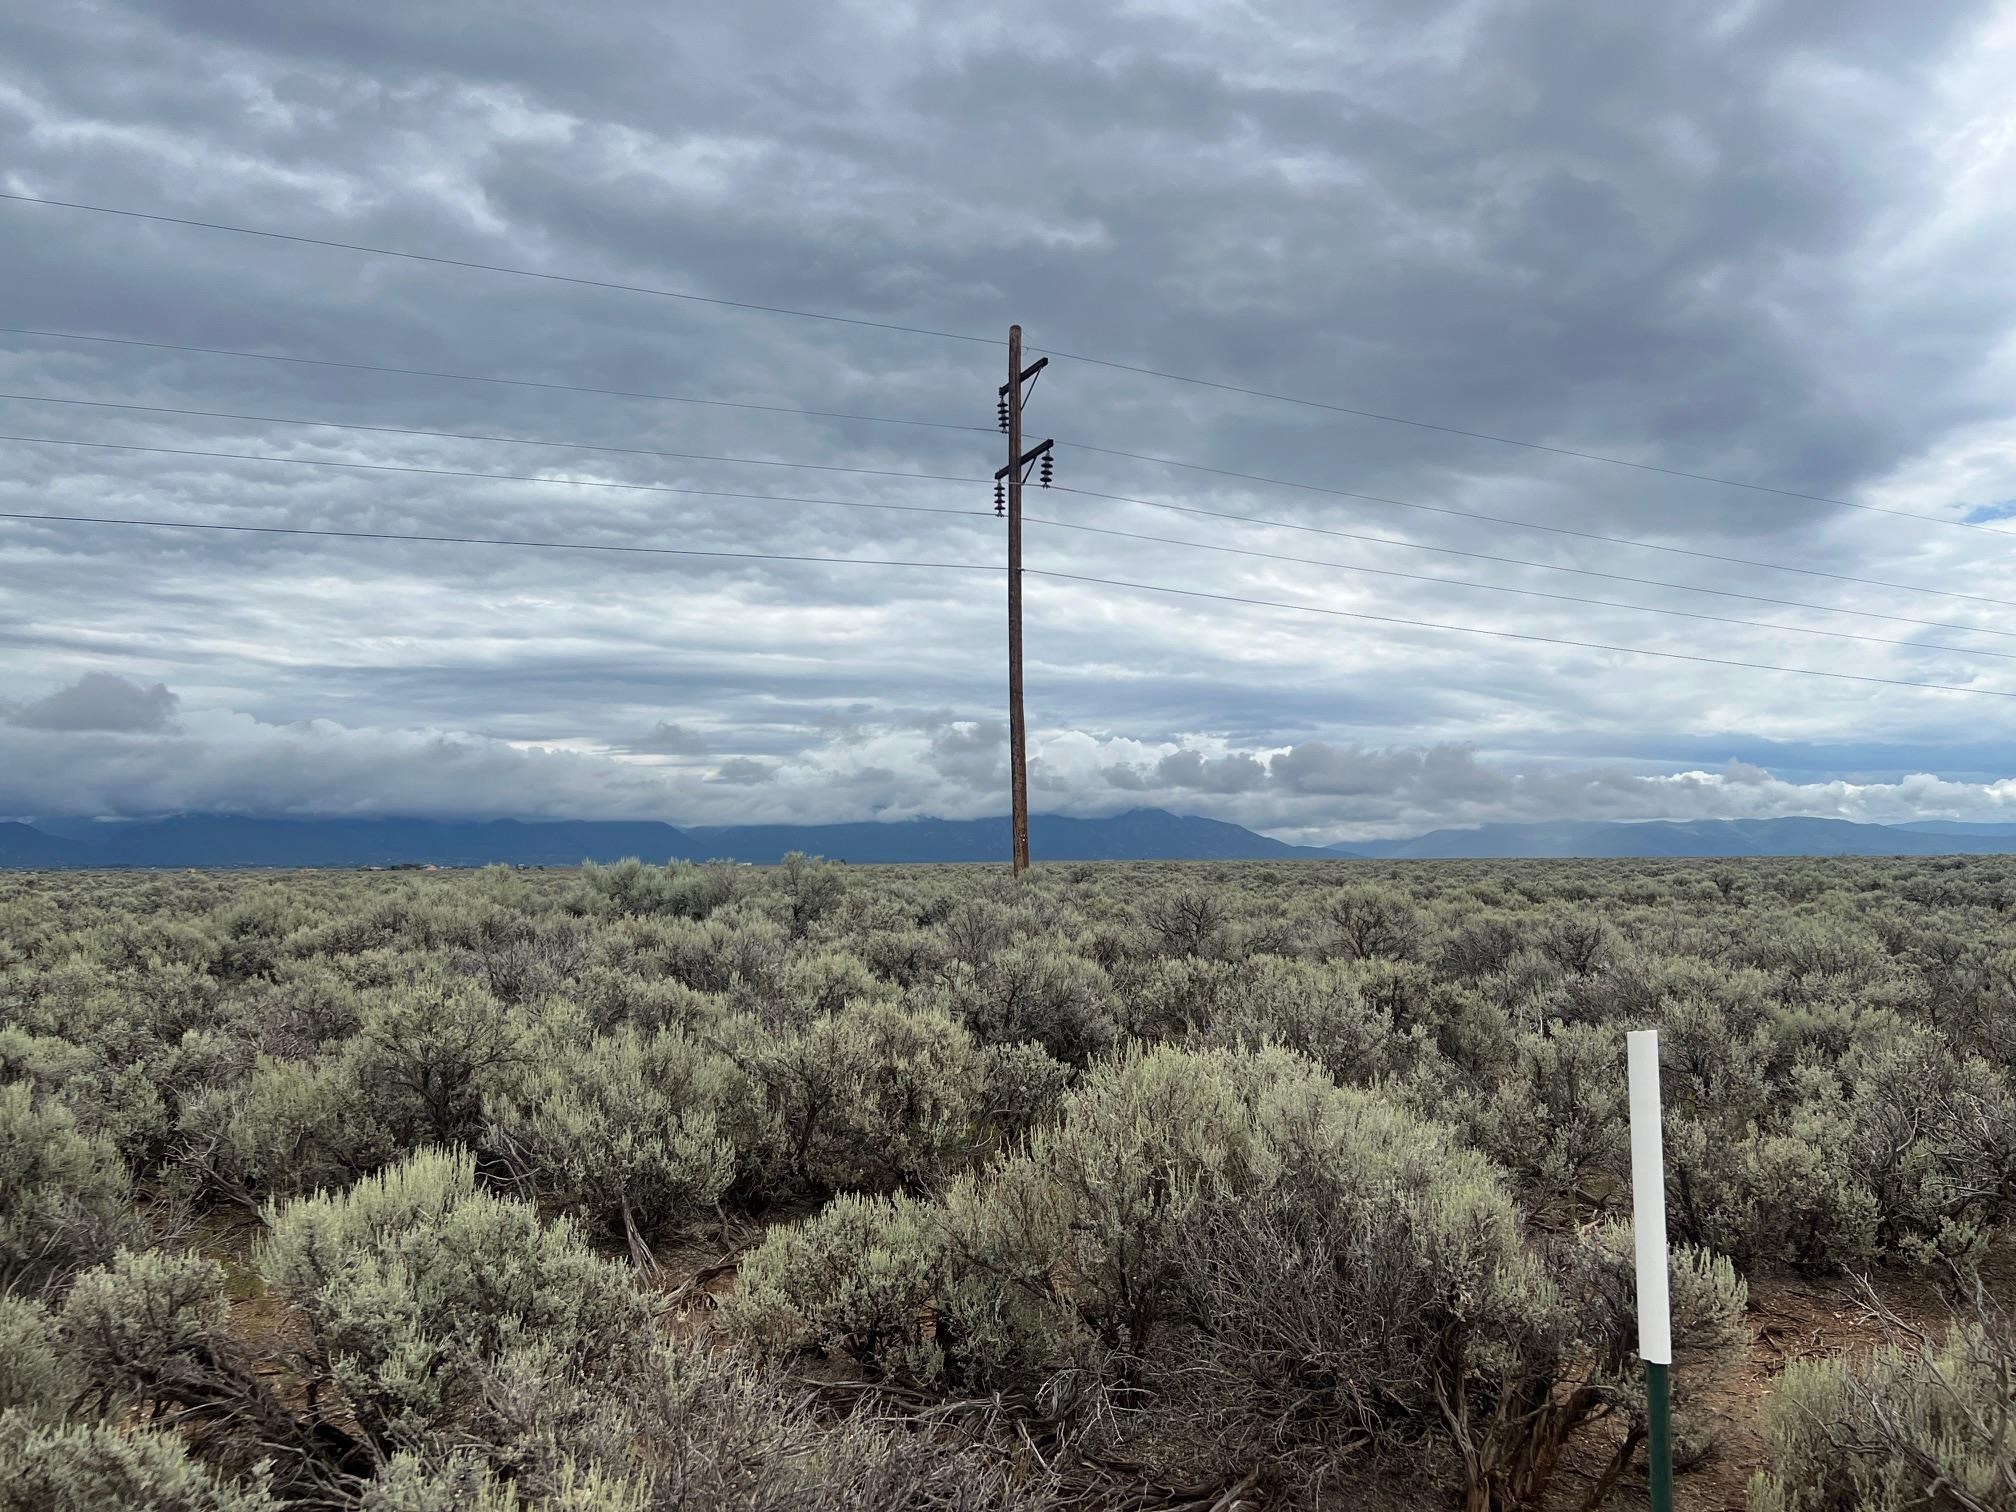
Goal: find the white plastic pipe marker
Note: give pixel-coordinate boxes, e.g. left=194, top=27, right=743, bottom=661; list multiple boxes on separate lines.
left=1626, top=1029, right=1672, bottom=1365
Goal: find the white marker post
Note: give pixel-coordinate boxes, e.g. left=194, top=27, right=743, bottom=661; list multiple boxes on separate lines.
left=1627, top=1029, right=1674, bottom=1512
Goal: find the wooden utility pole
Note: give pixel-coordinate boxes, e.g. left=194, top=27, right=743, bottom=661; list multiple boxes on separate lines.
left=995, top=325, right=1053, bottom=877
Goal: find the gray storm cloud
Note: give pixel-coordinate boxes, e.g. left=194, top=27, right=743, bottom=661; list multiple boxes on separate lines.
left=1, top=0, right=2014, bottom=827
left=6, top=672, right=180, bottom=733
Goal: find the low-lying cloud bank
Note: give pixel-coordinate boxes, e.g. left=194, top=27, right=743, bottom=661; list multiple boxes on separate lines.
left=7, top=675, right=2016, bottom=845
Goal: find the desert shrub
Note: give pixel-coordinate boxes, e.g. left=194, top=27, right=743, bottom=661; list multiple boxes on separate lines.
left=776, top=852, right=845, bottom=937
left=179, top=1053, right=390, bottom=1204
left=0, top=1028, right=169, bottom=1165
left=455, top=912, right=583, bottom=1007
left=1668, top=1070, right=1880, bottom=1273
left=1189, top=956, right=1435, bottom=1086
left=576, top=858, right=738, bottom=921
left=360, top=1453, right=642, bottom=1511
left=721, top=1001, right=993, bottom=1197
left=1750, top=1301, right=2016, bottom=1511
left=606, top=1335, right=1058, bottom=1511
left=569, top=965, right=717, bottom=1036
left=741, top=1043, right=1749, bottom=1509
left=61, top=1250, right=232, bottom=1411
left=1840, top=1031, right=2016, bottom=1268
left=53, top=1246, right=358, bottom=1496
left=244, top=963, right=361, bottom=1057
left=855, top=925, right=947, bottom=988
left=1535, top=907, right=1618, bottom=975
left=1319, top=884, right=1423, bottom=961
left=732, top=1193, right=951, bottom=1384
left=344, top=979, right=531, bottom=1147
left=638, top=913, right=789, bottom=996
left=1436, top=911, right=1526, bottom=979
left=1178, top=1191, right=1745, bottom=1505
left=973, top=1040, right=1071, bottom=1145
left=0, top=1413, right=280, bottom=1512
left=1139, top=888, right=1226, bottom=957
left=1461, top=1023, right=1629, bottom=1215
left=762, top=949, right=896, bottom=1023
left=0, top=1082, right=139, bottom=1295
left=0, top=1294, right=80, bottom=1421
left=918, top=945, right=1118, bottom=1064
left=260, top=1148, right=652, bottom=1464
left=487, top=1026, right=737, bottom=1262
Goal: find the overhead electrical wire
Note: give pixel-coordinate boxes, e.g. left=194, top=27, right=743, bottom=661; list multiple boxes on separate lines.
left=0, top=391, right=989, bottom=486
left=1056, top=472, right=2009, bottom=609
left=2, top=400, right=2009, bottom=645
left=0, top=193, right=996, bottom=348
left=1050, top=485, right=2016, bottom=642
left=4, top=502, right=2012, bottom=702
left=1, top=329, right=1991, bottom=611
left=1024, top=569, right=2016, bottom=702
left=0, top=508, right=1001, bottom=573
left=0, top=328, right=991, bottom=436
left=1058, top=439, right=2008, bottom=538
left=1020, top=514, right=2016, bottom=663
left=0, top=359, right=2000, bottom=631
left=3, top=191, right=1976, bottom=529
left=0, top=432, right=996, bottom=525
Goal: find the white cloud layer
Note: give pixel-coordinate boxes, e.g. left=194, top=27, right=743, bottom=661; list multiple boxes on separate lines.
left=8, top=675, right=2016, bottom=844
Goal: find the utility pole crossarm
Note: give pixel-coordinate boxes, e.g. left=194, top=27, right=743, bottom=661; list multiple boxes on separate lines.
left=994, top=437, right=1054, bottom=482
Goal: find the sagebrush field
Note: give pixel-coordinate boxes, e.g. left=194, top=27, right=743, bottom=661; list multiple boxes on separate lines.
left=2, top=856, right=2012, bottom=1511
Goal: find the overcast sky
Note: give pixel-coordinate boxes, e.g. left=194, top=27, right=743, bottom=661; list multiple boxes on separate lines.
left=3, top=0, right=2015, bottom=842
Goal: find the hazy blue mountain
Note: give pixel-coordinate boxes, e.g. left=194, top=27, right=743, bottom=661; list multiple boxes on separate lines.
left=5, top=808, right=1327, bottom=868
left=686, top=809, right=1327, bottom=863
left=0, top=822, right=91, bottom=868
left=41, top=816, right=694, bottom=869
left=1889, top=820, right=2016, bottom=837
left=14, top=810, right=2016, bottom=870
left=1333, top=817, right=2016, bottom=859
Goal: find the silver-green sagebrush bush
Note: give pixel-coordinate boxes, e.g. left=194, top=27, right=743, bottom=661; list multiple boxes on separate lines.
left=1750, top=1303, right=2016, bottom=1512
left=732, top=1042, right=1749, bottom=1511
left=259, top=1147, right=653, bottom=1465
left=0, top=1414, right=280, bottom=1512
left=0, top=1293, right=81, bottom=1422
left=487, top=1024, right=736, bottom=1262
left=0, top=1081, right=139, bottom=1295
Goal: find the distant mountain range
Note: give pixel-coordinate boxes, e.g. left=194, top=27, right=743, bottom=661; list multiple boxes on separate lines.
left=1331, top=817, right=2016, bottom=860
left=0, top=810, right=1323, bottom=869
left=8, top=811, right=2016, bottom=869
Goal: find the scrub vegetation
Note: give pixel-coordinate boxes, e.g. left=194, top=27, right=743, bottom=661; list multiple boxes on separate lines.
left=1, top=855, right=2012, bottom=1510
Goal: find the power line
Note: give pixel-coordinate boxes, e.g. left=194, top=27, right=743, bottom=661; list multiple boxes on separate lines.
left=4, top=381, right=2002, bottom=643
left=1056, top=459, right=2010, bottom=609
left=1061, top=439, right=2008, bottom=539
left=0, top=508, right=1000, bottom=574
left=1051, top=485, right=2016, bottom=642
left=0, top=391, right=990, bottom=487
left=0, top=328, right=990, bottom=436
left=0, top=193, right=997, bottom=349
left=10, top=329, right=1987, bottom=610
left=16, top=387, right=1994, bottom=657
left=1040, top=357, right=1981, bottom=529
left=1022, top=514, right=2016, bottom=663
left=6, top=501, right=2010, bottom=702
left=1025, top=569, right=2016, bottom=702
left=0, top=433, right=995, bottom=524
left=4, top=193, right=1960, bottom=526
left=2, top=397, right=2004, bottom=645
